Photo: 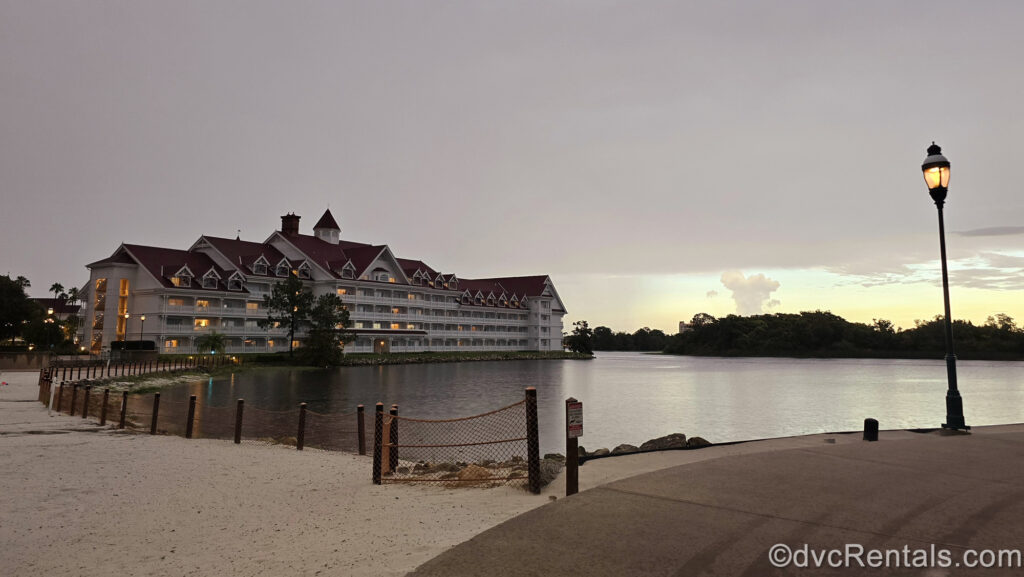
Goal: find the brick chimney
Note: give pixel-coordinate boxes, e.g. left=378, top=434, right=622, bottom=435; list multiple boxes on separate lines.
left=281, top=213, right=300, bottom=236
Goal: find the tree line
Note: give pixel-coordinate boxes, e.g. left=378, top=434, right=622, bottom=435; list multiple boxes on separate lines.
left=664, top=311, right=1024, bottom=360
left=1, top=275, right=82, bottom=352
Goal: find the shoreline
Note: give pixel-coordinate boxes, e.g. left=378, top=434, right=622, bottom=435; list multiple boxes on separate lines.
left=6, top=370, right=1021, bottom=576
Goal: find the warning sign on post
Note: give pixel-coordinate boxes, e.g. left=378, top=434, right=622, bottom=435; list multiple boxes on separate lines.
left=566, top=399, right=583, bottom=438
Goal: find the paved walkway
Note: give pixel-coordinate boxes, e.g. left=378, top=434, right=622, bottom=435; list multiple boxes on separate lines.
left=412, top=425, right=1024, bottom=576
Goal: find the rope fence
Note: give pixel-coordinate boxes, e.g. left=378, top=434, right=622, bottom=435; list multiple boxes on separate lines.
left=36, top=371, right=547, bottom=493
left=373, top=387, right=542, bottom=492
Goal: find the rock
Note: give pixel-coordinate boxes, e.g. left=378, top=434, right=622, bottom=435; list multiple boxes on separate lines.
left=413, top=463, right=432, bottom=474
left=396, top=466, right=410, bottom=474
left=639, top=433, right=688, bottom=451
left=434, top=462, right=459, bottom=472
left=543, top=453, right=565, bottom=462
left=591, top=448, right=610, bottom=457
left=479, top=459, right=495, bottom=467
left=456, top=464, right=492, bottom=484
left=538, top=458, right=564, bottom=488
left=687, top=436, right=711, bottom=448
left=611, top=444, right=639, bottom=455
left=577, top=446, right=587, bottom=458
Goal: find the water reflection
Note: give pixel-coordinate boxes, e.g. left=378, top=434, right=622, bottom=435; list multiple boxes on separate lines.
left=152, top=353, right=1024, bottom=454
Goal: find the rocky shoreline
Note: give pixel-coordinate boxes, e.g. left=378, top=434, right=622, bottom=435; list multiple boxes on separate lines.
left=579, top=432, right=711, bottom=461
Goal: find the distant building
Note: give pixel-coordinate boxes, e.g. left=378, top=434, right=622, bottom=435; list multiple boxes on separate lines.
left=80, top=210, right=567, bottom=355
left=678, top=321, right=692, bottom=334
left=31, top=298, right=81, bottom=323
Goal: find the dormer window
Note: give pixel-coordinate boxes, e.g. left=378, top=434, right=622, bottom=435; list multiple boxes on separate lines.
left=228, top=274, right=244, bottom=291
left=449, top=279, right=458, bottom=291
left=171, top=274, right=191, bottom=288
left=462, top=295, right=470, bottom=304
left=276, top=261, right=290, bottom=277
left=487, top=297, right=495, bottom=306
left=298, top=263, right=311, bottom=279
left=372, top=268, right=390, bottom=282
left=253, top=262, right=268, bottom=275
left=203, top=276, right=218, bottom=289
left=341, top=267, right=354, bottom=279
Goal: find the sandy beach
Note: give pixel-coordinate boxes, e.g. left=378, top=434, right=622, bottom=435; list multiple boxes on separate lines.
left=1, top=369, right=905, bottom=576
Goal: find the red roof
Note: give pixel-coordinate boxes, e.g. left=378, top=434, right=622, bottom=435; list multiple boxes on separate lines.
left=32, top=298, right=81, bottom=315
left=313, top=209, right=340, bottom=230
left=121, top=244, right=242, bottom=293
left=202, top=236, right=289, bottom=277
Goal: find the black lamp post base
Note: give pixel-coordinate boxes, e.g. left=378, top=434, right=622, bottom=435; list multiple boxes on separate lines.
left=942, top=394, right=969, bottom=431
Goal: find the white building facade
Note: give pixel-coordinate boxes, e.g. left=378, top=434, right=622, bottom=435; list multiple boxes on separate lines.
left=81, top=211, right=566, bottom=355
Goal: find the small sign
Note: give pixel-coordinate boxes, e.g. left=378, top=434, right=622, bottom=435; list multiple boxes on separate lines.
left=567, top=399, right=583, bottom=438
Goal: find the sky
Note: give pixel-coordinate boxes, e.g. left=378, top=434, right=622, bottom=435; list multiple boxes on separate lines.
left=1, top=1, right=1022, bottom=333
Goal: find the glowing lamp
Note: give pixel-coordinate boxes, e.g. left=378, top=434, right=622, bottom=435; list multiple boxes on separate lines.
left=921, top=142, right=951, bottom=202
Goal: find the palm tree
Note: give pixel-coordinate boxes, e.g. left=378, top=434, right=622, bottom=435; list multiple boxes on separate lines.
left=195, top=331, right=226, bottom=355
left=66, top=287, right=80, bottom=307
left=49, top=283, right=65, bottom=304
left=15, top=276, right=30, bottom=289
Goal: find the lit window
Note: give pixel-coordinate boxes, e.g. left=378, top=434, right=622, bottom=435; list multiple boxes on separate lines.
left=165, top=339, right=178, bottom=348
left=194, top=319, right=210, bottom=328
left=196, top=300, right=210, bottom=309
left=337, top=288, right=347, bottom=295
left=390, top=323, right=400, bottom=330
left=246, top=302, right=259, bottom=311
left=391, top=307, right=400, bottom=314
left=292, top=340, right=300, bottom=348
left=171, top=275, right=191, bottom=287
left=168, top=298, right=185, bottom=307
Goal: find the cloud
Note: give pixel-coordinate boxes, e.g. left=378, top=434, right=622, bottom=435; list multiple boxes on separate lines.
left=720, top=271, right=781, bottom=315
left=706, top=290, right=718, bottom=298
left=957, top=227, right=1024, bottom=237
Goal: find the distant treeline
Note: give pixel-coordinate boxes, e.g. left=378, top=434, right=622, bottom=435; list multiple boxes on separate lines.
left=662, top=311, right=1024, bottom=360
left=593, top=326, right=671, bottom=351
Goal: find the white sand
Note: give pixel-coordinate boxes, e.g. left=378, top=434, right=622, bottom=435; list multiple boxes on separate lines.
left=0, top=369, right=949, bottom=576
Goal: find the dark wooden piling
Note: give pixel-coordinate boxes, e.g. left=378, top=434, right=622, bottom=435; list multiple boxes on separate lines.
left=82, top=386, right=91, bottom=419
left=100, top=389, right=110, bottom=425
left=70, top=384, right=79, bottom=416
left=118, top=391, right=128, bottom=429
left=388, top=404, right=399, bottom=471
left=185, top=395, right=197, bottom=439
left=150, top=393, right=160, bottom=435
left=357, top=404, right=366, bottom=455
left=234, top=399, right=244, bottom=444
left=372, top=402, right=384, bottom=484
left=56, top=382, right=65, bottom=412
left=296, top=403, right=307, bottom=450
left=525, top=387, right=541, bottom=494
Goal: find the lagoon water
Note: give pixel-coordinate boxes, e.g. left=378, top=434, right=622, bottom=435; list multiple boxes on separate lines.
left=159, top=352, right=1024, bottom=454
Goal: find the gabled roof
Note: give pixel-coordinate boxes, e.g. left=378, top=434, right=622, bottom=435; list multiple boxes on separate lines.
left=200, top=236, right=289, bottom=277
left=396, top=258, right=438, bottom=277
left=120, top=244, right=241, bottom=292
left=313, top=209, right=340, bottom=230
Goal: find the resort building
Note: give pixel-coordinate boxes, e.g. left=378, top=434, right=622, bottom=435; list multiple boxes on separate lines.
left=80, top=211, right=567, bottom=355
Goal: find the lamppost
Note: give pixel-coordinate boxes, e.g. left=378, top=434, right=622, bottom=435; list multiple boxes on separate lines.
left=139, top=314, right=146, bottom=342
left=123, top=312, right=130, bottom=342
left=921, top=142, right=968, bottom=431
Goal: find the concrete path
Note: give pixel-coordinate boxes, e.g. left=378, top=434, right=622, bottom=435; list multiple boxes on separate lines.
left=411, top=426, right=1024, bottom=576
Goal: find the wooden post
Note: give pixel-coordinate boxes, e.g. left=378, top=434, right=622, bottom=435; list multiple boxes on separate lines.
left=296, top=403, right=307, bottom=450
left=76, top=365, right=82, bottom=380
left=357, top=405, right=366, bottom=455
left=186, top=395, right=197, bottom=439
left=565, top=397, right=580, bottom=496
left=82, top=386, right=92, bottom=419
left=389, top=404, right=399, bottom=472
left=70, top=384, right=79, bottom=416
left=150, top=393, right=160, bottom=435
left=864, top=418, right=879, bottom=442
left=234, top=399, right=244, bottom=444
left=62, top=366, right=67, bottom=380
left=372, top=402, right=383, bottom=484
left=47, top=378, right=57, bottom=416
left=56, top=382, right=64, bottom=412
left=118, top=391, right=128, bottom=429
left=100, top=389, right=110, bottom=425
left=525, top=387, right=541, bottom=494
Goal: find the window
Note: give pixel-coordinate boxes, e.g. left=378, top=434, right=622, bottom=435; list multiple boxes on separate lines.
left=298, top=264, right=311, bottom=279
left=196, top=299, right=210, bottom=310
left=203, top=275, right=218, bottom=289
left=276, top=263, right=289, bottom=277
left=171, top=275, right=191, bottom=287
left=449, top=280, right=458, bottom=290
left=168, top=297, right=185, bottom=307
left=342, top=268, right=354, bottom=279
left=194, top=319, right=210, bottom=328
left=246, top=302, right=259, bottom=312
left=337, top=288, right=348, bottom=295
left=390, top=323, right=400, bottom=330
left=165, top=339, right=178, bottom=348
left=253, top=262, right=268, bottom=275
left=228, top=276, right=244, bottom=291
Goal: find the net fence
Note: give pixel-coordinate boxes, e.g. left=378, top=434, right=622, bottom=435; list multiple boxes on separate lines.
left=375, top=399, right=534, bottom=488
left=38, top=378, right=368, bottom=456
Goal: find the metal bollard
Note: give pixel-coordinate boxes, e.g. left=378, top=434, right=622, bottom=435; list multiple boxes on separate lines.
left=185, top=395, right=197, bottom=439
left=864, top=418, right=879, bottom=442
left=297, top=403, right=307, bottom=451
left=234, top=399, right=244, bottom=444
left=150, top=393, right=160, bottom=435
